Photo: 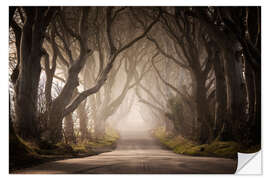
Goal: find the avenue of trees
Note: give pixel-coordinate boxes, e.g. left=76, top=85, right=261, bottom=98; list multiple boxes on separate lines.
left=9, top=7, right=260, bottom=147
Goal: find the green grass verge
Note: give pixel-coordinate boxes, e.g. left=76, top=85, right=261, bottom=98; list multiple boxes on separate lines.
left=153, top=127, right=260, bottom=159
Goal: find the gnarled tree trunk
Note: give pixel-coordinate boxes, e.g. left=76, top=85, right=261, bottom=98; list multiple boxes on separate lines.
left=77, top=100, right=89, bottom=141
left=220, top=46, right=245, bottom=141
left=64, top=113, right=76, bottom=143
left=191, top=70, right=213, bottom=144
left=212, top=51, right=227, bottom=139
left=15, top=8, right=56, bottom=140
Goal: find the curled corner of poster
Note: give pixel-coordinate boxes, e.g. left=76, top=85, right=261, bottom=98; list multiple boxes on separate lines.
left=235, top=150, right=262, bottom=175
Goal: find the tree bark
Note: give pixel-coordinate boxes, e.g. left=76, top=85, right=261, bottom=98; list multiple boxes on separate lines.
left=77, top=100, right=89, bottom=141
left=244, top=58, right=255, bottom=125
left=212, top=51, right=227, bottom=138
left=191, top=70, right=213, bottom=144
left=15, top=8, right=56, bottom=140
left=252, top=67, right=261, bottom=145
left=64, top=113, right=76, bottom=143
left=220, top=47, right=245, bottom=141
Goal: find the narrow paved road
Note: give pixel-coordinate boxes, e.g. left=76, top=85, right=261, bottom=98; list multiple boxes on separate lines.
left=15, top=130, right=237, bottom=174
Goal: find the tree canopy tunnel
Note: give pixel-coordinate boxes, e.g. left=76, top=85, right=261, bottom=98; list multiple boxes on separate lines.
left=9, top=7, right=260, bottom=147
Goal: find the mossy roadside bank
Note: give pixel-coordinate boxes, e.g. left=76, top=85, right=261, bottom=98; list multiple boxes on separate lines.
left=9, top=128, right=119, bottom=173
left=152, top=127, right=260, bottom=159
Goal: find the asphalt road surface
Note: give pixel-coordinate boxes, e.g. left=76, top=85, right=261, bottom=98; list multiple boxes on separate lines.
left=14, top=130, right=237, bottom=174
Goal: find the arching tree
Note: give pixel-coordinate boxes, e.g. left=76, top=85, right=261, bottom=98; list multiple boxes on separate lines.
left=40, top=7, right=160, bottom=143
left=9, top=6, right=260, bottom=150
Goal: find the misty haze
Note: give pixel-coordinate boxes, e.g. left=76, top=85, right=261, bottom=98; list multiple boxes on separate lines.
left=9, top=6, right=261, bottom=174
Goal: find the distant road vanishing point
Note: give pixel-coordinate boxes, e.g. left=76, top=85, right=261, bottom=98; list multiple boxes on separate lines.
left=14, top=130, right=237, bottom=174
